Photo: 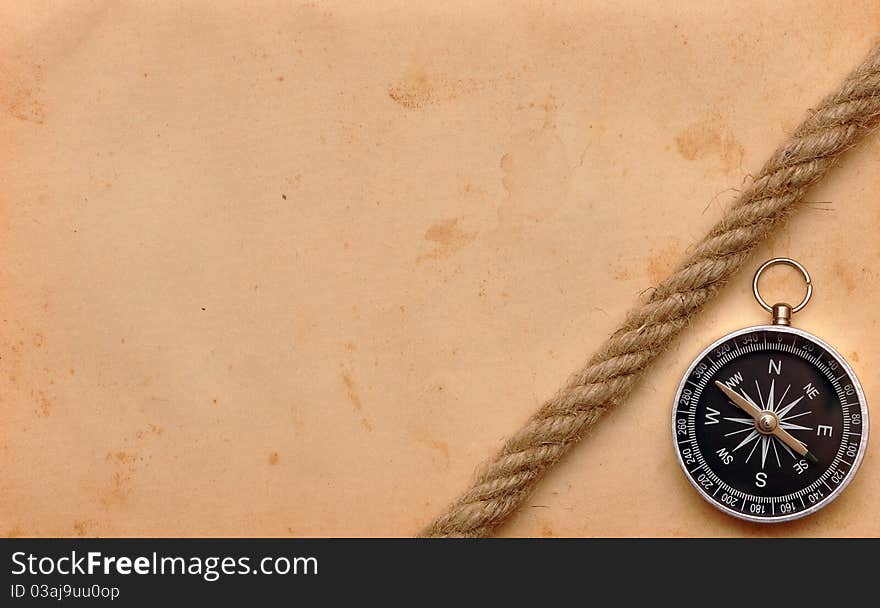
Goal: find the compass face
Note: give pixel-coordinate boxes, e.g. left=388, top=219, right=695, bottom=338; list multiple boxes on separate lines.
left=672, top=325, right=869, bottom=522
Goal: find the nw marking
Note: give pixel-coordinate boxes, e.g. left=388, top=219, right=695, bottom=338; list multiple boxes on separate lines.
left=724, top=371, right=744, bottom=389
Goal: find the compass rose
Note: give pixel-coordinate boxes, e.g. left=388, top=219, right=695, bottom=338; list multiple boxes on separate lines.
left=722, top=379, right=813, bottom=469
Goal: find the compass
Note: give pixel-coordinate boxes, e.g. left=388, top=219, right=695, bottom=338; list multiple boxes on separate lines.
left=672, top=258, right=869, bottom=522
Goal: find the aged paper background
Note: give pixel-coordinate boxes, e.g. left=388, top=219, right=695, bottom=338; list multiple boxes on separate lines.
left=2, top=1, right=879, bottom=537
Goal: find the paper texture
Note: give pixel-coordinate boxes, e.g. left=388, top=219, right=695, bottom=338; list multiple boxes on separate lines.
left=2, top=1, right=879, bottom=536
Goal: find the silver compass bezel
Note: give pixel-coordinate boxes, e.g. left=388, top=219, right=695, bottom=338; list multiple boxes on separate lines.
left=671, top=324, right=870, bottom=524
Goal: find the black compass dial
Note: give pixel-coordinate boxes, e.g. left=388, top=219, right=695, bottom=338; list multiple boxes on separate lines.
left=673, top=326, right=868, bottom=522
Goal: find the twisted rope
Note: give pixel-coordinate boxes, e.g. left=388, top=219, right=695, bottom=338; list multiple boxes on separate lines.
left=421, top=44, right=880, bottom=538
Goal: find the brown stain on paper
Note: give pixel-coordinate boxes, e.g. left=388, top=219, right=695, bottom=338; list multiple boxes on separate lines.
left=4, top=526, right=25, bottom=538
left=35, top=390, right=52, bottom=417
left=418, top=218, right=477, bottom=261
left=340, top=342, right=372, bottom=431
left=675, top=115, right=744, bottom=173
left=832, top=260, right=864, bottom=296
left=102, top=451, right=141, bottom=506
left=341, top=370, right=370, bottom=430
left=646, top=240, right=684, bottom=284
left=0, top=59, right=45, bottom=124
left=612, top=239, right=683, bottom=284
left=429, top=440, right=450, bottom=467
left=268, top=452, right=280, bottom=465
left=388, top=67, right=480, bottom=109
left=101, top=425, right=163, bottom=506
left=72, top=521, right=94, bottom=537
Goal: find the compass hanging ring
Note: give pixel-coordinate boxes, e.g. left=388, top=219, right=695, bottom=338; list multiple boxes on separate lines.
left=752, top=257, right=813, bottom=326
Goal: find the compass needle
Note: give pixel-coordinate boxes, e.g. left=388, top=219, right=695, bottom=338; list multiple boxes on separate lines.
left=675, top=260, right=867, bottom=522
left=779, top=440, right=797, bottom=461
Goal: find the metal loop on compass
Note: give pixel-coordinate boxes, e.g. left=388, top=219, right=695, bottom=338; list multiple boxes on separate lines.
left=752, top=257, right=812, bottom=314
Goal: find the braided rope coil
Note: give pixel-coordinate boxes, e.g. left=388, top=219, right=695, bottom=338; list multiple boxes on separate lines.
left=421, top=45, right=880, bottom=538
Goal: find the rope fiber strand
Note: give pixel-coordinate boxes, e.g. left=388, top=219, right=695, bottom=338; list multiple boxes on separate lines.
left=420, top=44, right=880, bottom=538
